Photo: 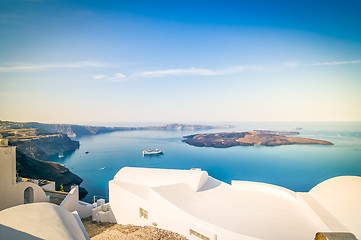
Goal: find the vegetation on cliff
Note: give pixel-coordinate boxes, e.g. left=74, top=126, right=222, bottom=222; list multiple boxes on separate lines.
left=182, top=130, right=333, bottom=148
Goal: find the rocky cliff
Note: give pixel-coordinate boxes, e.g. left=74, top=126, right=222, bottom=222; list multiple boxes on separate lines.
left=183, top=130, right=333, bottom=148
left=0, top=120, right=137, bottom=138
left=0, top=128, right=87, bottom=198
left=2, top=129, right=80, bottom=160
left=0, top=120, right=233, bottom=138
left=15, top=150, right=86, bottom=196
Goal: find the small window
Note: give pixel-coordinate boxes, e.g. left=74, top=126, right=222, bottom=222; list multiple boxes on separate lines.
left=139, top=207, right=148, bottom=219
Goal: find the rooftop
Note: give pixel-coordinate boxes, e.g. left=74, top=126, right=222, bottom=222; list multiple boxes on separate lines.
left=0, top=202, right=88, bottom=240
left=111, top=167, right=361, bottom=240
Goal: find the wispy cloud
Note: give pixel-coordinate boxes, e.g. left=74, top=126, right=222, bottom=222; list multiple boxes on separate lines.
left=312, top=60, right=361, bottom=66
left=0, top=61, right=108, bottom=72
left=135, top=67, right=219, bottom=78
left=134, top=65, right=266, bottom=78
left=133, top=61, right=299, bottom=78
left=93, top=73, right=127, bottom=82
left=132, top=59, right=360, bottom=79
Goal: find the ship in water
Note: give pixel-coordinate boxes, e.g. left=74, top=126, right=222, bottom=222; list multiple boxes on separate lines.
left=142, top=149, right=164, bottom=156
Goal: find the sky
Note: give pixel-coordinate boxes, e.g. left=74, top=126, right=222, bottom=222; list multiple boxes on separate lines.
left=0, top=0, right=361, bottom=124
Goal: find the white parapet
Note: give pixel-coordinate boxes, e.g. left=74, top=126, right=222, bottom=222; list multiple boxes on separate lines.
left=60, top=185, right=93, bottom=218
left=97, top=198, right=105, bottom=207
left=92, top=201, right=116, bottom=223
left=41, top=181, right=56, bottom=191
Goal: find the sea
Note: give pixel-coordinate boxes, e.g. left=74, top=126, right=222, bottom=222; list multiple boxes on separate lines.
left=50, top=122, right=361, bottom=203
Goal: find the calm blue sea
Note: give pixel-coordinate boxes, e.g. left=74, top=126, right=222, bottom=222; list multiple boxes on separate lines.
left=51, top=122, right=361, bottom=203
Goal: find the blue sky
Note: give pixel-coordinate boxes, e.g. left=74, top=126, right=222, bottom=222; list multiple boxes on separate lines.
left=1, top=0, right=361, bottom=124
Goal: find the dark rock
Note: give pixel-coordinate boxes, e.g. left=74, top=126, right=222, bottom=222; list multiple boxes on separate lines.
left=79, top=187, right=88, bottom=200
left=16, top=150, right=84, bottom=191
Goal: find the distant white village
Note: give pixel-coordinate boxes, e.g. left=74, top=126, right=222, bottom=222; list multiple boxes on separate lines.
left=0, top=138, right=360, bottom=240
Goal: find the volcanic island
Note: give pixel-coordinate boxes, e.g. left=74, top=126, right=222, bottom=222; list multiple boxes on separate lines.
left=182, top=130, right=333, bottom=148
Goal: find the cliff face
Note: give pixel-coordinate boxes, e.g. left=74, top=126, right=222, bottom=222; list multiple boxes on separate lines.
left=1, top=128, right=79, bottom=160
left=13, top=133, right=79, bottom=160
left=0, top=120, right=128, bottom=138
left=0, top=120, right=233, bottom=138
left=16, top=150, right=82, bottom=187
left=0, top=128, right=86, bottom=197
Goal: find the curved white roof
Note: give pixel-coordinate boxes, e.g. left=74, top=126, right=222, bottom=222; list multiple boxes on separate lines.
left=114, top=167, right=209, bottom=192
left=111, top=167, right=361, bottom=239
left=0, top=202, right=88, bottom=240
left=151, top=179, right=319, bottom=239
left=310, top=176, right=361, bottom=237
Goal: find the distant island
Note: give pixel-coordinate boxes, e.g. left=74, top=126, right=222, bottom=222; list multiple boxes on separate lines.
left=0, top=120, right=233, bottom=199
left=182, top=130, right=333, bottom=148
left=0, top=121, right=232, bottom=138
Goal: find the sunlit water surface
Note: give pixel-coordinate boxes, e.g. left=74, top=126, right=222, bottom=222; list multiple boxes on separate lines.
left=50, top=122, right=361, bottom=203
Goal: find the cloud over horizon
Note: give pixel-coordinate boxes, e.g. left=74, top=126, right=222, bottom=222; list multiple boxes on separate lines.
left=0, top=61, right=108, bottom=72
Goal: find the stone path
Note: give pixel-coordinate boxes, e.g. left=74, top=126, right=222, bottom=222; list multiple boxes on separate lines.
left=81, top=217, right=188, bottom=240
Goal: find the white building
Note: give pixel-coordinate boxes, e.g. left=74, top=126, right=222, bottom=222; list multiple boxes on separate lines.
left=0, top=141, right=48, bottom=211
left=109, top=167, right=361, bottom=240
left=0, top=140, right=91, bottom=239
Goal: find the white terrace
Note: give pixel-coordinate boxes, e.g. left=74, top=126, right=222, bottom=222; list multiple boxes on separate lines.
left=109, top=167, right=361, bottom=240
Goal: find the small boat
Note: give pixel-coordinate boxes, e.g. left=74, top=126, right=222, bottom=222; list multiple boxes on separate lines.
left=85, top=151, right=89, bottom=154
left=58, top=152, right=64, bottom=158
left=143, top=149, right=164, bottom=155
left=97, top=167, right=106, bottom=170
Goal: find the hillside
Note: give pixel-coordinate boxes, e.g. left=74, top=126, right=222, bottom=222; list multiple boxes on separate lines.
left=0, top=128, right=87, bottom=197
left=0, top=120, right=232, bottom=138
left=183, top=130, right=334, bottom=147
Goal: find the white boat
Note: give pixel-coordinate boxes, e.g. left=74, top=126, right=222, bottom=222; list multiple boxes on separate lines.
left=142, top=149, right=164, bottom=155
left=58, top=152, right=64, bottom=158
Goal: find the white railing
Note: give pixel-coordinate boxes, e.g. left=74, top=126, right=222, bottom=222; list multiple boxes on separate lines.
left=93, top=195, right=109, bottom=204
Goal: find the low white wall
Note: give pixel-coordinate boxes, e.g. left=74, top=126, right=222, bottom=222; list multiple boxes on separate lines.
left=92, top=203, right=117, bottom=223
left=0, top=181, right=49, bottom=211
left=72, top=211, right=90, bottom=240
left=60, top=186, right=92, bottom=218
left=114, top=167, right=210, bottom=192
left=41, top=182, right=56, bottom=191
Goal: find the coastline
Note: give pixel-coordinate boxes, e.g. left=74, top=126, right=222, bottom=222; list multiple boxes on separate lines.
left=182, top=130, right=334, bottom=148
